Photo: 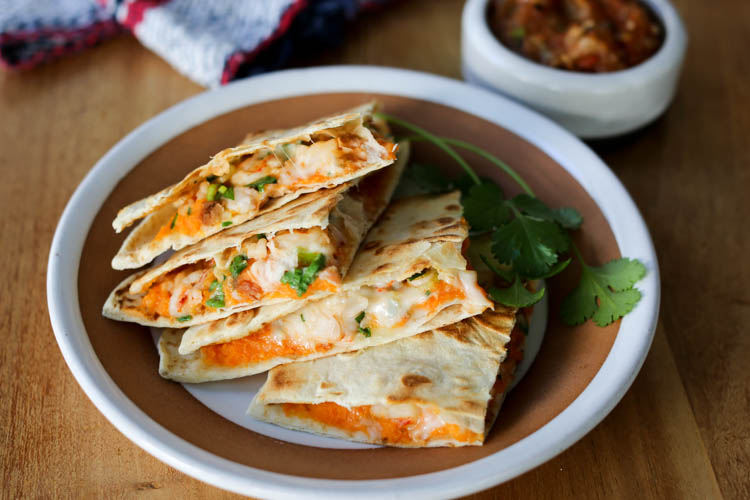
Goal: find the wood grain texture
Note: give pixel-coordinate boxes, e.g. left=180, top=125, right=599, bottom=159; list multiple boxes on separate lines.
left=1, top=0, right=747, bottom=497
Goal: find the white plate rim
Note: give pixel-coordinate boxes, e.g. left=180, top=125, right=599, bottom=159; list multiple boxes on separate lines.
left=46, top=65, right=660, bottom=500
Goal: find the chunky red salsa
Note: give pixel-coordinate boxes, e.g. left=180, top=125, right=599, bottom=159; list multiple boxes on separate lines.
left=489, top=0, right=663, bottom=72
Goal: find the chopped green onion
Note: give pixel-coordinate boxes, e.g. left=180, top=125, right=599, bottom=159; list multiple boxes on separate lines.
left=229, top=254, right=248, bottom=278
left=223, top=186, right=234, bottom=200
left=408, top=269, right=428, bottom=281
left=209, top=280, right=219, bottom=291
left=300, top=314, right=305, bottom=322
left=217, top=185, right=227, bottom=194
left=206, top=175, right=218, bottom=183
left=177, top=315, right=192, bottom=322
left=206, top=184, right=218, bottom=201
left=187, top=207, right=192, bottom=215
left=247, top=176, right=277, bottom=192
left=425, top=290, right=431, bottom=296
left=256, top=233, right=266, bottom=240
left=222, top=221, right=233, bottom=227
left=170, top=212, right=178, bottom=229
left=281, top=252, right=326, bottom=296
left=355, top=311, right=365, bottom=323
left=358, top=326, right=372, bottom=337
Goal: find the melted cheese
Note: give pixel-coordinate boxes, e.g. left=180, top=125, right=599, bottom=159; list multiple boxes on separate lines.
left=200, top=268, right=482, bottom=367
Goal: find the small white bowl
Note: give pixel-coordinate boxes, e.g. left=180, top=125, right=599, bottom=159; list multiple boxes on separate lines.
left=462, top=0, right=688, bottom=139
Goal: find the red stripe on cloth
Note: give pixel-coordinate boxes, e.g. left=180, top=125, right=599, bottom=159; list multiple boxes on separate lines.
left=220, top=0, right=308, bottom=85
left=120, top=0, right=172, bottom=30
left=0, top=20, right=122, bottom=71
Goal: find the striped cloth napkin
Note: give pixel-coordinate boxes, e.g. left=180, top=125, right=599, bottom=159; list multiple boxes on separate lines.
left=0, top=0, right=390, bottom=87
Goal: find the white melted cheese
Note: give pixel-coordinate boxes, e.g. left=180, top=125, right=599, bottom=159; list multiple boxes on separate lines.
left=264, top=268, right=474, bottom=351
left=277, top=139, right=342, bottom=185
left=269, top=293, right=368, bottom=350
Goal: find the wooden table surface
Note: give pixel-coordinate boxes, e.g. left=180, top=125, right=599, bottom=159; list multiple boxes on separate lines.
left=2, top=0, right=747, bottom=498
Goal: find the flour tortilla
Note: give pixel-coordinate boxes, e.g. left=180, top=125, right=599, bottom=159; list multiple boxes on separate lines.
left=247, top=307, right=523, bottom=448
left=112, top=101, right=395, bottom=269
left=103, top=148, right=407, bottom=328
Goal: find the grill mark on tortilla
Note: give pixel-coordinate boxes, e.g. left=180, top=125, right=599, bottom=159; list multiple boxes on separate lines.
left=401, top=374, right=431, bottom=387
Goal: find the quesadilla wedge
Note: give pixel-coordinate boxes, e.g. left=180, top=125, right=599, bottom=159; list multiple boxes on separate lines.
left=246, top=306, right=526, bottom=448
left=158, top=191, right=493, bottom=382
left=103, top=152, right=407, bottom=328
left=112, top=102, right=397, bottom=269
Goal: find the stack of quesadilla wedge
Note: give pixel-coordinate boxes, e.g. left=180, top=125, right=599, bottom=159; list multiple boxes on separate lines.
left=158, top=191, right=493, bottom=382
left=103, top=102, right=529, bottom=448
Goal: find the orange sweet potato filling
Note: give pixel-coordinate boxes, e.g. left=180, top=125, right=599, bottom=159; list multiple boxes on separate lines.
left=280, top=402, right=481, bottom=445
left=417, top=280, right=466, bottom=313
left=200, top=326, right=334, bottom=366
left=265, top=277, right=339, bottom=300
left=155, top=198, right=207, bottom=241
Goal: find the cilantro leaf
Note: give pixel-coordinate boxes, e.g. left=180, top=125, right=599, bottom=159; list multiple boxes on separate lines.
left=479, top=253, right=514, bottom=283
left=490, top=277, right=545, bottom=308
left=247, top=176, right=277, bottom=192
left=463, top=182, right=510, bottom=232
left=510, top=194, right=582, bottom=229
left=561, top=258, right=647, bottom=326
left=229, top=254, right=248, bottom=278
left=491, top=211, right=569, bottom=278
left=552, top=207, right=583, bottom=230
left=403, top=163, right=455, bottom=195
left=281, top=252, right=326, bottom=296
left=177, top=315, right=192, bottom=322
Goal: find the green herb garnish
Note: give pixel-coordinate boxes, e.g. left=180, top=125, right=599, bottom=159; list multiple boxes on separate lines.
left=206, top=183, right=218, bottom=201
left=247, top=176, right=277, bottom=192
left=206, top=175, right=218, bottom=183
left=222, top=221, right=233, bottom=227
left=256, top=233, right=266, bottom=240
left=358, top=326, right=372, bottom=338
left=425, top=290, right=431, bottom=296
left=177, top=315, right=192, bottom=322
left=408, top=269, right=428, bottom=281
left=223, top=186, right=234, bottom=200
left=561, top=253, right=646, bottom=327
left=170, top=212, right=178, bottom=229
left=300, top=314, right=305, bottom=322
left=355, top=311, right=365, bottom=323
left=187, top=207, right=192, bottom=215
left=281, top=252, right=326, bottom=296
left=229, top=254, right=248, bottom=278
left=209, top=279, right=219, bottom=291
left=378, top=113, right=646, bottom=326
left=205, top=283, right=225, bottom=308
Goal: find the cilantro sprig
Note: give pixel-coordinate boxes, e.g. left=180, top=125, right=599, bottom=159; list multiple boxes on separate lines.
left=378, top=113, right=646, bottom=327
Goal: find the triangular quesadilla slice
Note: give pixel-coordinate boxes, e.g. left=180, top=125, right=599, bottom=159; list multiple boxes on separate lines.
left=158, top=191, right=493, bottom=381
left=112, top=102, right=397, bottom=269
left=247, top=306, right=526, bottom=447
left=103, top=150, right=406, bottom=328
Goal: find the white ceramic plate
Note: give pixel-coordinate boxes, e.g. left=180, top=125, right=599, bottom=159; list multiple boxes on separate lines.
left=47, top=66, right=659, bottom=499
